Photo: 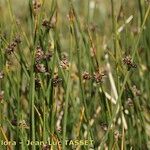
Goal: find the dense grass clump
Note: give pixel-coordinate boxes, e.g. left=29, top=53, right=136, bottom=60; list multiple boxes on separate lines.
left=0, top=0, right=150, bottom=149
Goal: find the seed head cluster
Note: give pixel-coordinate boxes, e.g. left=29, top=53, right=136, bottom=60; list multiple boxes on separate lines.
left=11, top=119, right=28, bottom=128
left=5, top=36, right=21, bottom=54
left=34, top=63, right=47, bottom=73
left=42, top=17, right=56, bottom=29
left=52, top=75, right=62, bottom=87
left=82, top=71, right=92, bottom=80
left=93, top=70, right=106, bottom=83
left=42, top=19, right=52, bottom=29
left=82, top=69, right=106, bottom=83
left=35, top=46, right=44, bottom=63
left=33, top=0, right=41, bottom=14
left=35, top=78, right=41, bottom=89
left=123, top=55, right=137, bottom=70
left=60, top=56, right=70, bottom=70
left=34, top=46, right=52, bottom=73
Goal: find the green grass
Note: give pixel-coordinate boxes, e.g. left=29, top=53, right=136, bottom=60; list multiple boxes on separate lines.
left=0, top=0, right=150, bottom=150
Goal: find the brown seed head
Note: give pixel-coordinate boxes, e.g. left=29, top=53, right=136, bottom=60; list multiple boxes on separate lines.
left=123, top=55, right=137, bottom=70
left=35, top=78, right=41, bottom=89
left=33, top=0, right=41, bottom=13
left=82, top=71, right=91, bottom=80
left=5, top=36, right=21, bottom=54
left=93, top=70, right=106, bottom=83
left=52, top=76, right=62, bottom=87
left=42, top=19, right=51, bottom=29
left=34, top=63, right=46, bottom=73
left=60, top=57, right=69, bottom=70
left=35, top=46, right=44, bottom=63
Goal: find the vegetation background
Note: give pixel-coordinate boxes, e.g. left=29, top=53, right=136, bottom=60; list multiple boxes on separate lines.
left=0, top=0, right=150, bottom=149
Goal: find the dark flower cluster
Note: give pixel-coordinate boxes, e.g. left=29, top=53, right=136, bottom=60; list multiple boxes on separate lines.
left=123, top=55, right=137, bottom=70
left=35, top=46, right=52, bottom=63
left=11, top=119, right=28, bottom=128
left=5, top=36, right=21, bottom=54
left=34, top=63, right=46, bottom=73
left=33, top=0, right=41, bottom=14
left=60, top=56, right=70, bottom=70
left=82, top=69, right=106, bottom=83
left=35, top=78, right=41, bottom=89
left=34, top=46, right=62, bottom=87
left=35, top=46, right=44, bottom=63
left=52, top=75, right=62, bottom=87
left=82, top=71, right=91, bottom=80
left=93, top=70, right=106, bottom=83
left=34, top=46, right=52, bottom=73
left=42, top=17, right=56, bottom=29
left=42, top=19, right=52, bottom=29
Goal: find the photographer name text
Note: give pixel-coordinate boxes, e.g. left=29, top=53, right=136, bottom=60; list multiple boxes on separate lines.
left=0, top=139, right=94, bottom=146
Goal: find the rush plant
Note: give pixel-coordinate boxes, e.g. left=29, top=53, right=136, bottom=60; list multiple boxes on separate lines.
left=0, top=0, right=150, bottom=150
